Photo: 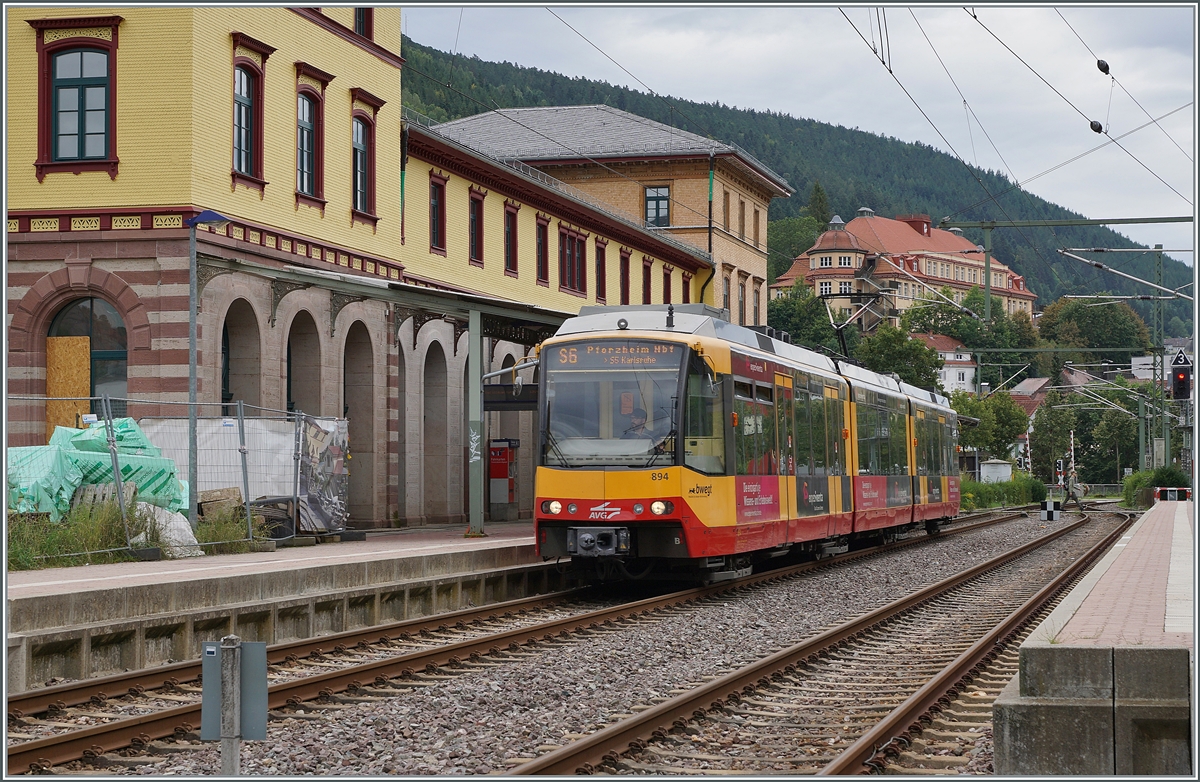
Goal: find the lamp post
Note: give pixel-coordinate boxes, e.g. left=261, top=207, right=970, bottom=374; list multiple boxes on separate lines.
left=185, top=210, right=231, bottom=531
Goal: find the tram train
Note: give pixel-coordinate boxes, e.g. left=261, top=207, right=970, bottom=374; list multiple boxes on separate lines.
left=533, top=304, right=960, bottom=583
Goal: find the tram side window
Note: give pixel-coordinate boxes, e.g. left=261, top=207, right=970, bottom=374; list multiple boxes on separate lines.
left=734, top=381, right=756, bottom=475
left=889, top=408, right=909, bottom=475
left=810, top=386, right=827, bottom=476
left=794, top=380, right=812, bottom=476
left=778, top=385, right=794, bottom=476
left=856, top=404, right=873, bottom=474
left=914, top=415, right=929, bottom=476
left=943, top=419, right=957, bottom=476
left=928, top=420, right=943, bottom=476
left=756, top=385, right=777, bottom=474
left=684, top=364, right=726, bottom=475
left=825, top=393, right=844, bottom=472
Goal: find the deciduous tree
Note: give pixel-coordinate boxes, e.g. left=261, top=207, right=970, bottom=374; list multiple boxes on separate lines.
left=853, top=324, right=943, bottom=389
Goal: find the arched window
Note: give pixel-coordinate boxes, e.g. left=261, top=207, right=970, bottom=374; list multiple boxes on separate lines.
left=233, top=66, right=254, bottom=176
left=297, top=94, right=315, bottom=195
left=352, top=116, right=369, bottom=213
left=52, top=48, right=109, bottom=161
left=48, top=297, right=128, bottom=415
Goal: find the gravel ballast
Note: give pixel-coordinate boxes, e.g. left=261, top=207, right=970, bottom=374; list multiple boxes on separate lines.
left=109, top=513, right=1098, bottom=776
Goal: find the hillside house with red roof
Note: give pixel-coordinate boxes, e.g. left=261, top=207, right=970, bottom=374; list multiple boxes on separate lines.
left=770, top=208, right=1037, bottom=330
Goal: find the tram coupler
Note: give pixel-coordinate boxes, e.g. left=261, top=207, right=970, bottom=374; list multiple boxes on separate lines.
left=566, top=526, right=631, bottom=557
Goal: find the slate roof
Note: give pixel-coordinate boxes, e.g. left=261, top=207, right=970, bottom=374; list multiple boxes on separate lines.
left=434, top=105, right=793, bottom=196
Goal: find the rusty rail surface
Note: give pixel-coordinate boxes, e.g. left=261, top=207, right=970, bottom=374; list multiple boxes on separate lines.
left=509, top=515, right=1090, bottom=775
left=819, top=511, right=1135, bottom=775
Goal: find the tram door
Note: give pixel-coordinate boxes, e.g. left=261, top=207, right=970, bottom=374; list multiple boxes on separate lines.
left=776, top=374, right=793, bottom=523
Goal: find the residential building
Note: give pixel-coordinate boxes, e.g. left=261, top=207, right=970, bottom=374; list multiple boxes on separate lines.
left=431, top=105, right=795, bottom=325
left=770, top=208, right=1037, bottom=329
left=5, top=7, right=712, bottom=529
left=912, top=333, right=977, bottom=393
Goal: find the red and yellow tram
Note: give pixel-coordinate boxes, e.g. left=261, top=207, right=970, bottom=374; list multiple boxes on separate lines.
left=534, top=305, right=959, bottom=582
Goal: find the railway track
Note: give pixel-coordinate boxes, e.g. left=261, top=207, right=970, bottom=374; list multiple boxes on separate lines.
left=5, top=507, right=1031, bottom=774
left=509, top=509, right=1132, bottom=775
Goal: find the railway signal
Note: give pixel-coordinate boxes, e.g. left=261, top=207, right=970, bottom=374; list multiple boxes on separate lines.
left=1171, top=350, right=1191, bottom=399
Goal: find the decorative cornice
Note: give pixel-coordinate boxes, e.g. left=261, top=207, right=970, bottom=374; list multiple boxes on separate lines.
left=230, top=31, right=276, bottom=62
left=27, top=15, right=123, bottom=31
left=289, top=8, right=404, bottom=69
left=349, top=87, right=386, bottom=117
left=295, top=61, right=336, bottom=89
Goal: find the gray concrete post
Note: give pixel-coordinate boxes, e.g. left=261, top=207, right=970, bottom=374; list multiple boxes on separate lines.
left=220, top=634, right=242, bottom=775
left=467, top=309, right=485, bottom=536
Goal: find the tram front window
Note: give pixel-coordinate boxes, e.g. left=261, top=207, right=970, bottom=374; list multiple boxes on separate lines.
left=542, top=340, right=682, bottom=468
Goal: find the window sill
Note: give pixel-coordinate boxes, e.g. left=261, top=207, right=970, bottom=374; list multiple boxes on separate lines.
left=231, top=170, right=268, bottom=194
left=35, top=157, right=119, bottom=183
left=296, top=192, right=327, bottom=212
left=559, top=286, right=588, bottom=299
left=468, top=258, right=484, bottom=268
left=430, top=244, right=447, bottom=257
left=351, top=208, right=380, bottom=230
left=504, top=268, right=519, bottom=279
left=536, top=278, right=549, bottom=287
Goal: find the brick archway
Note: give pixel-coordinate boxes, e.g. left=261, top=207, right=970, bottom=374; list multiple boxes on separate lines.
left=7, top=263, right=153, bottom=445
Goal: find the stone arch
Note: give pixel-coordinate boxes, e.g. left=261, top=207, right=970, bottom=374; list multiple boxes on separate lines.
left=423, top=341, right=449, bottom=522
left=7, top=265, right=152, bottom=445
left=343, top=320, right=375, bottom=524
left=220, top=298, right=262, bottom=411
left=285, top=310, right=322, bottom=415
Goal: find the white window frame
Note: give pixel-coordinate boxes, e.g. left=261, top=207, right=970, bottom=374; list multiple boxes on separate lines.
left=818, top=281, right=832, bottom=296
left=820, top=256, right=832, bottom=268
left=839, top=281, right=853, bottom=294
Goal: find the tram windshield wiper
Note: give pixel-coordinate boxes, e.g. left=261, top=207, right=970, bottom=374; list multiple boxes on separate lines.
left=643, top=428, right=677, bottom=468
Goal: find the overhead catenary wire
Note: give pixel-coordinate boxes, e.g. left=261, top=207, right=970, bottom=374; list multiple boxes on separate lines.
left=966, top=8, right=1192, bottom=207
left=907, top=10, right=1087, bottom=294
left=842, top=9, right=1079, bottom=299
left=1055, top=8, right=1192, bottom=164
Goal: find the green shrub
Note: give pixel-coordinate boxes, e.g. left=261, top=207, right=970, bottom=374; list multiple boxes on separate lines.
left=7, top=500, right=161, bottom=570
left=1151, top=465, right=1190, bottom=488
left=960, top=475, right=1044, bottom=509
left=1123, top=470, right=1155, bottom=507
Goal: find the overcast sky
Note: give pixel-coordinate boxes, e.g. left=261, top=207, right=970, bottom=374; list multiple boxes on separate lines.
left=402, top=4, right=1196, bottom=272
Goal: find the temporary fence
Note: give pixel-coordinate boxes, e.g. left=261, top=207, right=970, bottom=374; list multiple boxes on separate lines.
left=7, top=395, right=350, bottom=562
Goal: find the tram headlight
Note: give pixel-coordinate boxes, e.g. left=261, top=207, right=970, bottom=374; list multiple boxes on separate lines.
left=650, top=501, right=673, bottom=516
left=633, top=503, right=645, bottom=515
left=545, top=500, right=562, bottom=515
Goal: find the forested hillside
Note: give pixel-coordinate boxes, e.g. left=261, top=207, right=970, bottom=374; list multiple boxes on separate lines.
left=400, top=35, right=1191, bottom=332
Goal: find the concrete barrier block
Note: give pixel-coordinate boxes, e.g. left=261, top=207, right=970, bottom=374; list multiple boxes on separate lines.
left=1114, top=701, right=1193, bottom=775
left=993, top=674, right=1115, bottom=775
left=1019, top=644, right=1112, bottom=698
left=1114, top=646, right=1191, bottom=700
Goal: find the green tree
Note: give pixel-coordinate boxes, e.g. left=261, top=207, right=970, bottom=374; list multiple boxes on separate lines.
left=1037, top=298, right=1152, bottom=366
left=983, top=392, right=1029, bottom=458
left=807, top=181, right=831, bottom=226
left=1091, top=408, right=1139, bottom=484
left=766, top=215, right=821, bottom=283
left=853, top=324, right=943, bottom=389
left=900, top=285, right=968, bottom=336
left=1030, top=390, right=1076, bottom=483
left=950, top=390, right=993, bottom=454
left=767, top=281, right=859, bottom=356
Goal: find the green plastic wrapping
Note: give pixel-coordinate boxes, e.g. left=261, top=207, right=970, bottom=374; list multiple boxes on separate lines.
left=7, top=418, right=187, bottom=520
left=6, top=446, right=85, bottom=522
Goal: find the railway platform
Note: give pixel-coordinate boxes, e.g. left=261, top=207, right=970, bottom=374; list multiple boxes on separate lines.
left=994, top=500, right=1194, bottom=775
left=6, top=521, right=556, bottom=694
